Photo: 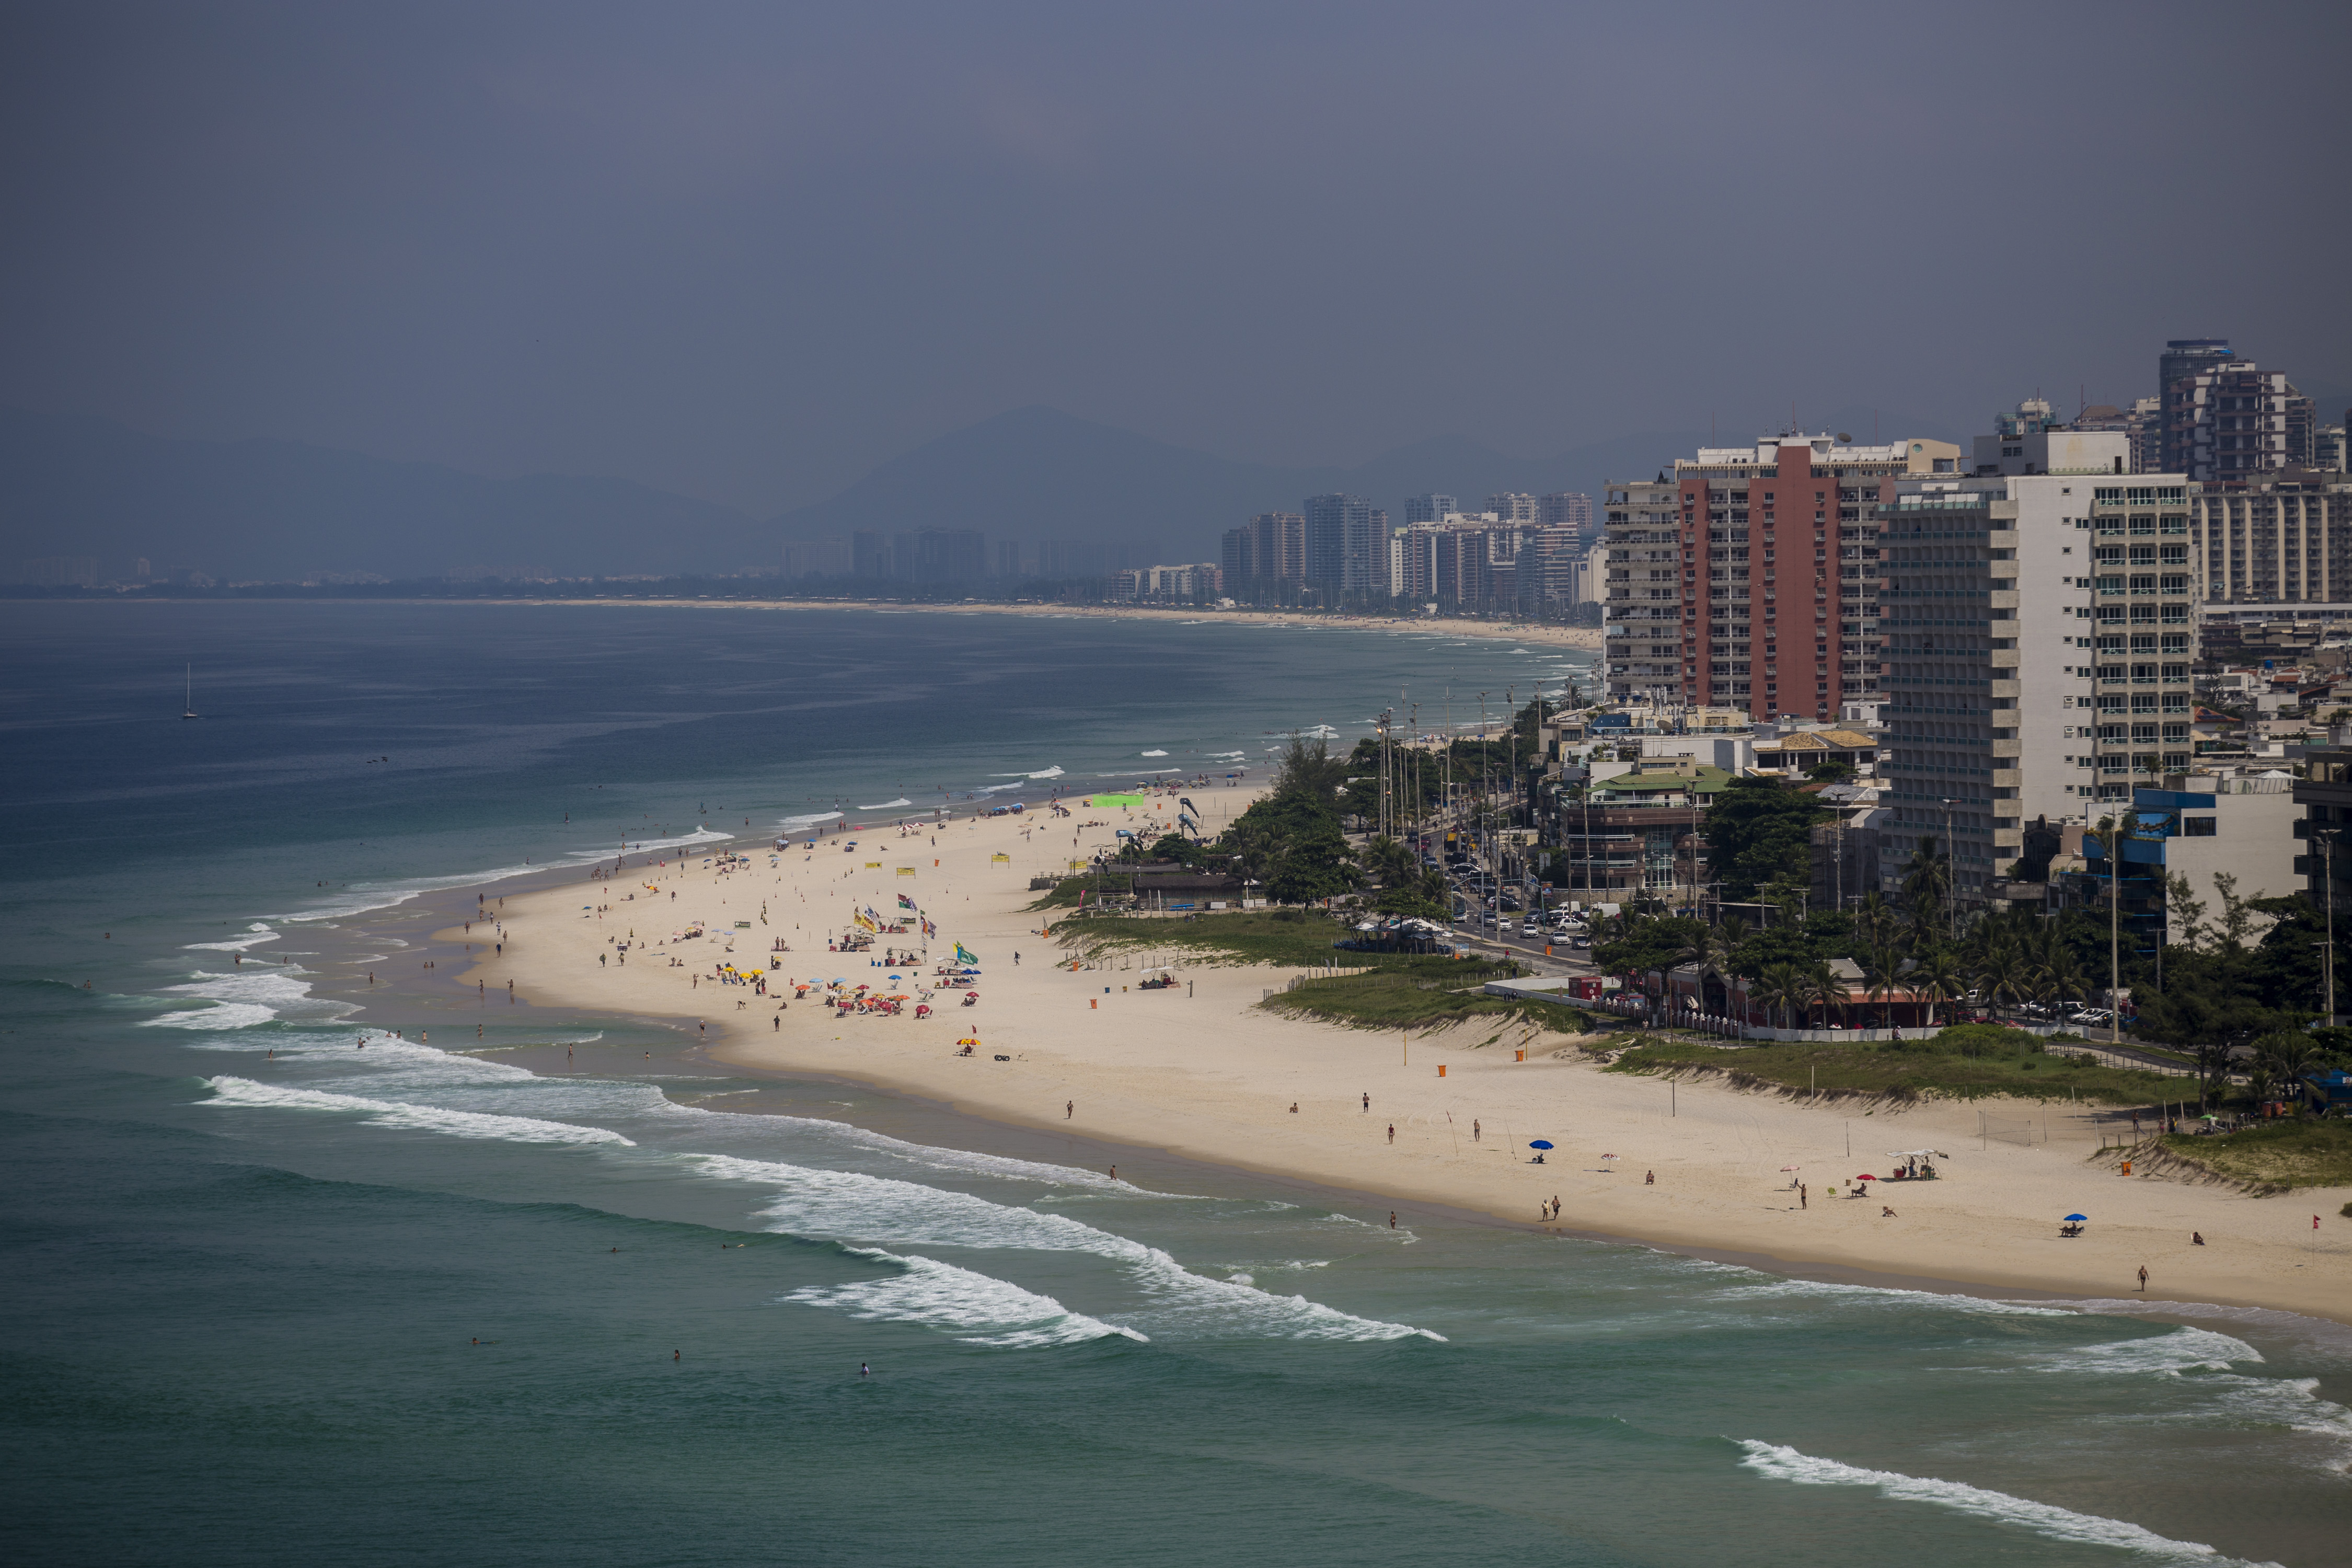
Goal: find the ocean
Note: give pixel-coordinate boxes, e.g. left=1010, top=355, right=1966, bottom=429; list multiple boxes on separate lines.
left=2, top=599, right=2346, bottom=1568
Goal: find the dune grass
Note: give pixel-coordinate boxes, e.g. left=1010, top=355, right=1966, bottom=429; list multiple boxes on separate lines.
left=1053, top=908, right=1497, bottom=974
left=1257, top=960, right=1565, bottom=1033
left=1598, top=1025, right=2187, bottom=1105
left=2159, top=1120, right=2352, bottom=1190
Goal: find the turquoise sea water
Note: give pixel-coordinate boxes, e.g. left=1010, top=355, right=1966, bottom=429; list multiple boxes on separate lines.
left=3, top=601, right=2347, bottom=1567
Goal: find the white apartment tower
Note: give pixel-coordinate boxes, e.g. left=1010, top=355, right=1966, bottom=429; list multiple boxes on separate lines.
left=1877, top=467, right=2197, bottom=906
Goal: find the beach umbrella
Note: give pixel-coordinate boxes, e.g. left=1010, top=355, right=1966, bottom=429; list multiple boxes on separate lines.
left=1855, top=1174, right=1877, bottom=1182
left=1528, top=1139, right=1554, bottom=1150
left=2063, top=1214, right=2088, bottom=1223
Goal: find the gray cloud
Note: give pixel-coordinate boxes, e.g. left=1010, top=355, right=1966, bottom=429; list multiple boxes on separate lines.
left=3, top=1, right=2345, bottom=515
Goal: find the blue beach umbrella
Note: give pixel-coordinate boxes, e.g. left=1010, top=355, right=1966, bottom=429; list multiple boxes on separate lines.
left=2063, top=1213, right=2088, bottom=1222
left=1528, top=1139, right=1555, bottom=1150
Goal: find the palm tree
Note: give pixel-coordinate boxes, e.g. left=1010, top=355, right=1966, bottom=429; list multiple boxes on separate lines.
left=1804, top=959, right=1848, bottom=1031
left=1973, top=942, right=2028, bottom=1025
left=1910, top=949, right=1964, bottom=1030
left=1901, top=837, right=1951, bottom=946
left=1707, top=914, right=1749, bottom=972
left=1853, top=889, right=1898, bottom=953
left=1755, top=962, right=1805, bottom=1033
left=1358, top=834, right=1415, bottom=888
left=1861, top=942, right=1909, bottom=1030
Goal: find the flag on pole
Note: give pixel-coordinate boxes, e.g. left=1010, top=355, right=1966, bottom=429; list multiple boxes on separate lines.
left=897, top=894, right=916, bottom=909
left=955, top=943, right=978, bottom=965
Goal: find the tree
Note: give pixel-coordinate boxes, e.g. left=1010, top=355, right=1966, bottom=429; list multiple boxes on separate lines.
left=1900, top=838, right=1951, bottom=945
left=1704, top=778, right=1829, bottom=903
left=1753, top=962, right=1805, bottom=1032
left=1591, top=914, right=1708, bottom=978
left=2164, top=871, right=2209, bottom=953
left=1803, top=959, right=1847, bottom=1029
left=2211, top=872, right=2256, bottom=953
left=1861, top=943, right=1909, bottom=1028
left=1853, top=890, right=1899, bottom=953
left=1272, top=735, right=1351, bottom=805
left=1358, top=835, right=1415, bottom=888
left=1910, top=949, right=1963, bottom=1028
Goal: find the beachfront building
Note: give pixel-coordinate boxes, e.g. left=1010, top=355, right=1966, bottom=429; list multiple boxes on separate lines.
left=2293, top=747, right=2352, bottom=924
left=2189, top=471, right=2352, bottom=608
left=1539, top=758, right=1726, bottom=901
left=1222, top=512, right=1308, bottom=602
left=1876, top=464, right=2199, bottom=909
left=1971, top=398, right=2134, bottom=478
left=1601, top=433, right=1958, bottom=723
left=1108, top=562, right=1223, bottom=603
left=1540, top=491, right=1594, bottom=545
left=2162, top=349, right=2318, bottom=483
left=2066, top=772, right=2301, bottom=953
left=1305, top=493, right=1387, bottom=603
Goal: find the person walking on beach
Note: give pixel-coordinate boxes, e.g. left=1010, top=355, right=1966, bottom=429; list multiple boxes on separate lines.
left=1362, top=1092, right=1370, bottom=1112
left=2137, top=1265, right=2149, bottom=1292
left=1799, top=1183, right=1807, bottom=1209
left=1387, top=1124, right=1395, bottom=1144
left=1066, top=1100, right=1073, bottom=1120
left=1472, top=1119, right=1480, bottom=1142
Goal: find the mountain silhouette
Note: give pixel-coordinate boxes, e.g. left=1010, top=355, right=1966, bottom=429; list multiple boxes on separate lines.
left=6, top=401, right=1936, bottom=583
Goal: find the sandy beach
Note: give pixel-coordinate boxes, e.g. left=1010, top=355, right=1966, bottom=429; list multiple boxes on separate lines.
left=497, top=595, right=1608, bottom=653
left=453, top=783, right=2352, bottom=1324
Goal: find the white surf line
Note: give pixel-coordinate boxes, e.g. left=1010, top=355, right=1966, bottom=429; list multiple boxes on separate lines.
left=200, top=1076, right=635, bottom=1146
left=1735, top=1440, right=2270, bottom=1565
left=787, top=1247, right=1148, bottom=1348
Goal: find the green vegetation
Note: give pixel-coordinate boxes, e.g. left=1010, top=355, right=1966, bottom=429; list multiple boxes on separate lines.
left=1260, top=957, right=1560, bottom=1032
left=2158, top=1121, right=2352, bottom=1191
left=1703, top=776, right=1831, bottom=904
left=1054, top=908, right=1482, bottom=972
left=1598, top=1024, right=2186, bottom=1105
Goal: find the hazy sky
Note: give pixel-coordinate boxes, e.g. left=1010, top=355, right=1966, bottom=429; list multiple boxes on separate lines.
left=4, top=2, right=2347, bottom=514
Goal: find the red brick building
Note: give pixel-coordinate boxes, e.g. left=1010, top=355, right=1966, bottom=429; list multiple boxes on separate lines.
left=1604, top=434, right=1957, bottom=722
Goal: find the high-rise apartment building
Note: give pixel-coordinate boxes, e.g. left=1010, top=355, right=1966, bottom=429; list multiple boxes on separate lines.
left=2164, top=360, right=2316, bottom=482
left=1485, top=493, right=1538, bottom=523
left=2065, top=399, right=2164, bottom=475
left=1404, top=494, right=1457, bottom=526
left=1876, top=470, right=2197, bottom=908
left=1602, top=434, right=1958, bottom=721
left=1305, top=493, right=1383, bottom=599
left=1973, top=398, right=2132, bottom=477
left=2159, top=338, right=2235, bottom=405
left=2190, top=474, right=2352, bottom=606
left=782, top=538, right=853, bottom=578
left=1221, top=512, right=1307, bottom=587
left=1539, top=491, right=1594, bottom=541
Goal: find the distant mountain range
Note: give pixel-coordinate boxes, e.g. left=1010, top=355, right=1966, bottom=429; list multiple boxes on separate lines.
left=0, top=401, right=1975, bottom=584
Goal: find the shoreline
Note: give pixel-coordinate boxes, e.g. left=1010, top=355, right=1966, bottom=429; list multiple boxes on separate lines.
left=440, top=783, right=2352, bottom=1326
left=215, top=595, right=1608, bottom=653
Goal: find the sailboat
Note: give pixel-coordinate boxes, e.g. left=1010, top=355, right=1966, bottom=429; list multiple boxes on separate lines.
left=182, top=663, right=199, bottom=720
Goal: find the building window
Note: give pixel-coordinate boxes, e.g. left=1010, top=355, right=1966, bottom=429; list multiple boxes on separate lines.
left=2182, top=817, right=2216, bottom=837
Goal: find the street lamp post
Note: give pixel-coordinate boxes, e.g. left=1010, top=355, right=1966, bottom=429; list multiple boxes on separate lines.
left=2317, top=827, right=2339, bottom=1027
left=1940, top=797, right=1956, bottom=939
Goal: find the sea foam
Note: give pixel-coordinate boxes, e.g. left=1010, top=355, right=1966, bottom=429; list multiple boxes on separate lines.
left=201, top=1076, right=635, bottom=1146
left=688, top=1154, right=1442, bottom=1342
left=1735, top=1440, right=2263, bottom=1564
left=787, top=1248, right=1148, bottom=1348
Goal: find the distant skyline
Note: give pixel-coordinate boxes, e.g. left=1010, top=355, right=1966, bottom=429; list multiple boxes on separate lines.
left=3, top=2, right=2347, bottom=517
